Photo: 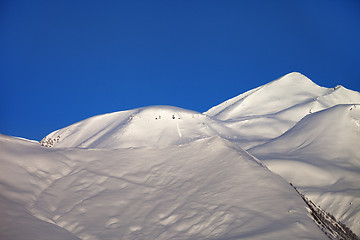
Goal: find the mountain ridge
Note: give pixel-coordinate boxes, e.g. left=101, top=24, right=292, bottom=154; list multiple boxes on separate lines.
left=40, top=72, right=360, bottom=150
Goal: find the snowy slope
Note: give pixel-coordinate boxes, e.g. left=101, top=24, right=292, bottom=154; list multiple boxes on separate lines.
left=40, top=106, right=235, bottom=149
left=0, top=134, right=81, bottom=240
left=0, top=134, right=327, bottom=240
left=248, top=104, right=360, bottom=235
left=205, top=72, right=360, bottom=149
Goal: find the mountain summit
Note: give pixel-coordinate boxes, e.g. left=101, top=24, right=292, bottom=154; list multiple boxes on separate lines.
left=206, top=72, right=326, bottom=119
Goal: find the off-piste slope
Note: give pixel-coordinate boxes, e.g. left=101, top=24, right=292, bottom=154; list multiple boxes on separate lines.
left=40, top=106, right=234, bottom=149
left=0, top=134, right=327, bottom=240
left=249, top=104, right=360, bottom=236
left=205, top=72, right=360, bottom=149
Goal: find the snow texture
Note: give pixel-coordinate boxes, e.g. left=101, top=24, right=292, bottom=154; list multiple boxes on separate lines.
left=249, top=104, right=360, bottom=235
left=0, top=135, right=326, bottom=240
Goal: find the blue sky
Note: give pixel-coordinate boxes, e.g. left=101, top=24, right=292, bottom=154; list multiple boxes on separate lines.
left=1, top=0, right=360, bottom=141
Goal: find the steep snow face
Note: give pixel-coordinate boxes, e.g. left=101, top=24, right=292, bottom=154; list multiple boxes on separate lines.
left=0, top=134, right=327, bottom=240
left=205, top=72, right=360, bottom=149
left=249, top=104, right=360, bottom=235
left=41, top=106, right=234, bottom=149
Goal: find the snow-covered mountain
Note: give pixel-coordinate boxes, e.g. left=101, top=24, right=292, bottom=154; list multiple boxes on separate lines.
left=206, top=72, right=360, bottom=149
left=1, top=72, right=359, bottom=239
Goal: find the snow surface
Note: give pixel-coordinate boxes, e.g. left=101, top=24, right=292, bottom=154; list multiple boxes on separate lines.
left=0, top=134, right=326, bottom=240
left=1, top=72, right=360, bottom=239
left=248, top=104, right=360, bottom=235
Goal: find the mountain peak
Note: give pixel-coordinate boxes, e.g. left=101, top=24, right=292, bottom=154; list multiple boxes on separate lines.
left=205, top=72, right=327, bottom=121
left=272, top=72, right=315, bottom=85
left=282, top=71, right=308, bottom=79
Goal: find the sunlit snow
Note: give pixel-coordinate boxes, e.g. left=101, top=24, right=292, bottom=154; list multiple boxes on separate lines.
left=1, top=72, right=359, bottom=239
